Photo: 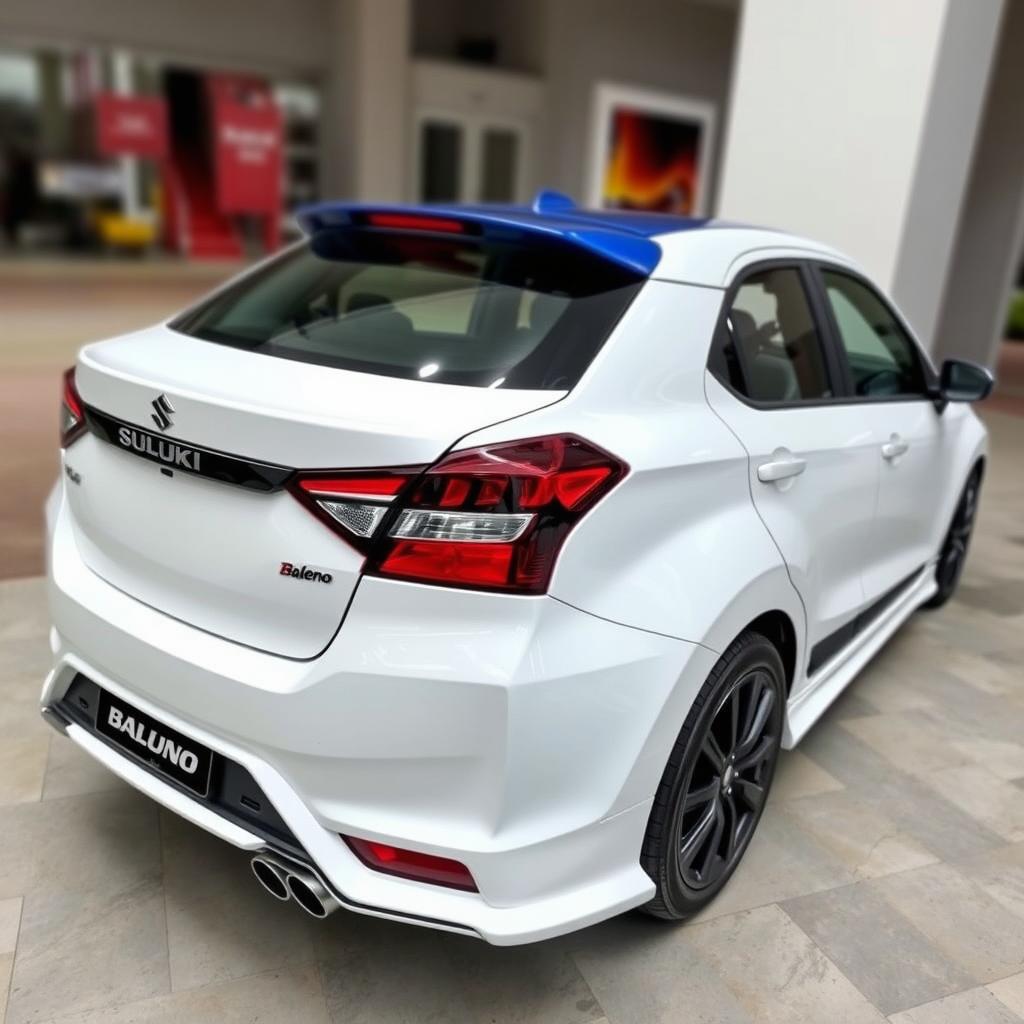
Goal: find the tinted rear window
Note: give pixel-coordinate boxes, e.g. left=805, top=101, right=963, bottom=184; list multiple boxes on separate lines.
left=170, top=229, right=644, bottom=389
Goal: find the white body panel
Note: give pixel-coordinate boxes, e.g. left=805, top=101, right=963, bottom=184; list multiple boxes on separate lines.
left=44, top=220, right=988, bottom=943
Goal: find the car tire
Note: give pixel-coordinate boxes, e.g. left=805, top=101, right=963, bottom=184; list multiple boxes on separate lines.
left=922, top=464, right=982, bottom=610
left=639, top=630, right=785, bottom=921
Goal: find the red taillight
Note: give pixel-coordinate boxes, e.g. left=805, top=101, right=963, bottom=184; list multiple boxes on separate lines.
left=374, top=434, right=626, bottom=593
left=343, top=836, right=478, bottom=892
left=364, top=212, right=466, bottom=234
left=61, top=366, right=87, bottom=447
left=289, top=434, right=627, bottom=593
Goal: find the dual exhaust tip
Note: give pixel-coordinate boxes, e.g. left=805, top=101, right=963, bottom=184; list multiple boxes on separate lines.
left=251, top=853, right=339, bottom=919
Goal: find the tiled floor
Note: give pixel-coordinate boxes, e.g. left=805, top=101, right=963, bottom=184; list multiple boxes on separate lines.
left=0, top=411, right=1021, bottom=1023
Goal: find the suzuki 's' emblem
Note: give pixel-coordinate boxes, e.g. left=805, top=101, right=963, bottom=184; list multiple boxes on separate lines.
left=151, top=394, right=175, bottom=431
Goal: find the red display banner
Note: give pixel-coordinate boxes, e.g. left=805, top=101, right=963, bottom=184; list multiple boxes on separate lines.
left=212, top=99, right=283, bottom=214
left=95, top=94, right=168, bottom=159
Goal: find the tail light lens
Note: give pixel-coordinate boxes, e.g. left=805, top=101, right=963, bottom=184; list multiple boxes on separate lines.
left=291, top=434, right=626, bottom=594
left=289, top=469, right=423, bottom=543
left=60, top=367, right=87, bottom=447
left=343, top=835, right=478, bottom=891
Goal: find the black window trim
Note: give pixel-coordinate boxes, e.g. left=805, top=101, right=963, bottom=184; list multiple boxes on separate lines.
left=707, top=257, right=941, bottom=411
left=707, top=258, right=849, bottom=410
left=806, top=260, right=940, bottom=406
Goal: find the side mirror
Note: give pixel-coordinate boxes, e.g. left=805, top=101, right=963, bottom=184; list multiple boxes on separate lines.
left=939, top=358, right=994, bottom=403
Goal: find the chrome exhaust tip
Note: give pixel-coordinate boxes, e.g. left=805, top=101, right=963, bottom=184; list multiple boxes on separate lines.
left=250, top=855, right=290, bottom=901
left=285, top=868, right=339, bottom=918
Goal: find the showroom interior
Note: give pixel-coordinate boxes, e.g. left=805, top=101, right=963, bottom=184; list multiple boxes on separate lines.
left=1, top=0, right=1023, bottom=1021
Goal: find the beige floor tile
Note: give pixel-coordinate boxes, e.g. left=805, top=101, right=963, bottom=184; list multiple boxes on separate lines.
left=316, top=913, right=478, bottom=1024
left=873, top=862, right=1024, bottom=984
left=26, top=965, right=328, bottom=1024
left=451, top=937, right=606, bottom=1024
left=0, top=899, right=20, bottom=956
left=570, top=920, right=752, bottom=1024
left=0, top=731, right=49, bottom=807
left=939, top=646, right=1023, bottom=698
left=160, top=812, right=317, bottom=992
left=42, top=734, right=127, bottom=801
left=988, top=971, right=1024, bottom=1016
left=6, top=879, right=169, bottom=1024
left=0, top=670, right=48, bottom=736
left=783, top=882, right=973, bottom=1015
left=950, top=736, right=1024, bottom=781
left=769, top=749, right=844, bottom=803
left=841, top=713, right=972, bottom=778
left=781, top=789, right=938, bottom=879
left=842, top=664, right=936, bottom=714
left=0, top=788, right=161, bottom=901
left=689, top=806, right=855, bottom=922
left=0, top=578, right=47, bottom=643
left=926, top=763, right=1024, bottom=842
left=889, top=987, right=1022, bottom=1023
left=959, top=842, right=1024, bottom=925
left=689, top=904, right=885, bottom=1023
left=1, top=952, right=14, bottom=1024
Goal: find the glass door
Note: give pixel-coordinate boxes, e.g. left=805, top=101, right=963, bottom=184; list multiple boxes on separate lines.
left=415, top=111, right=528, bottom=204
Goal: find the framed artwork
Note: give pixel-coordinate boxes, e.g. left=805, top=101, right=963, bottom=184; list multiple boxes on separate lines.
left=587, top=83, right=716, bottom=216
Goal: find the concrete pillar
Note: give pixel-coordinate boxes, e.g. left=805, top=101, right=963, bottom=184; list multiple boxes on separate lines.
left=933, top=0, right=1024, bottom=369
left=716, top=0, right=1004, bottom=353
left=321, top=0, right=411, bottom=201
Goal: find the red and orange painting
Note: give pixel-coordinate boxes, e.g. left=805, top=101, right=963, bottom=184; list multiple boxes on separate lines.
left=601, top=106, right=704, bottom=215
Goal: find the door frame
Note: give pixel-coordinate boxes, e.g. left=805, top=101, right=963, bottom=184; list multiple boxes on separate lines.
left=411, top=106, right=532, bottom=205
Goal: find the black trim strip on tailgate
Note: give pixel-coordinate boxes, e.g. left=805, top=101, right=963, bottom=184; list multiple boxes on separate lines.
left=85, top=406, right=294, bottom=493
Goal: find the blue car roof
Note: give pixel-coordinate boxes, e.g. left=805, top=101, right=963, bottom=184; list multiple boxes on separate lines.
left=296, top=191, right=719, bottom=276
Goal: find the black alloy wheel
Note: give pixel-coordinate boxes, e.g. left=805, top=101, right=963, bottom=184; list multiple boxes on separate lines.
left=641, top=630, right=785, bottom=920
left=677, top=668, right=778, bottom=890
left=924, top=465, right=982, bottom=609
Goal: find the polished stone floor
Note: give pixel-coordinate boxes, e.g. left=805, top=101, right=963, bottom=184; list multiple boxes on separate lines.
left=0, top=411, right=1022, bottom=1024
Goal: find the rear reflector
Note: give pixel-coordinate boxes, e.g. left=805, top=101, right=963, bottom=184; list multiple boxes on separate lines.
left=343, top=836, right=478, bottom=891
left=60, top=366, right=87, bottom=447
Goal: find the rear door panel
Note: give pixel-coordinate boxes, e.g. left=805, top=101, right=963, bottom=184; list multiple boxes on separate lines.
left=705, top=375, right=879, bottom=676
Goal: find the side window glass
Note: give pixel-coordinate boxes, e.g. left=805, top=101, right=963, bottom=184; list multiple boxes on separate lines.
left=717, top=267, right=832, bottom=403
left=822, top=271, right=928, bottom=397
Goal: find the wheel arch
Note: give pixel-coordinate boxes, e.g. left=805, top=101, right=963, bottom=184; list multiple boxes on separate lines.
left=743, top=610, right=798, bottom=697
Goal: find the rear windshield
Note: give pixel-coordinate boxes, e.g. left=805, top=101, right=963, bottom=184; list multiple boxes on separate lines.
left=170, top=229, right=644, bottom=390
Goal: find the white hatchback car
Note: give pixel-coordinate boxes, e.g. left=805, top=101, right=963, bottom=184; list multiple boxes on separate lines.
left=43, top=193, right=992, bottom=944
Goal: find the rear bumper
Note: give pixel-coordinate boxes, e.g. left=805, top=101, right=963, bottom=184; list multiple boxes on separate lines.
left=44, top=483, right=716, bottom=943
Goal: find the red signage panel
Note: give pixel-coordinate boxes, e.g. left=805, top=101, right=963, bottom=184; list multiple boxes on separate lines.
left=212, top=99, right=283, bottom=214
left=95, top=93, right=168, bottom=159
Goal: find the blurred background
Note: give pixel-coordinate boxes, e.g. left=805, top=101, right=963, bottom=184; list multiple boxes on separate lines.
left=1, top=0, right=1021, bottom=578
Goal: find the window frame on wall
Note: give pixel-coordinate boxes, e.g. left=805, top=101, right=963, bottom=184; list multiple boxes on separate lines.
left=412, top=106, right=531, bottom=205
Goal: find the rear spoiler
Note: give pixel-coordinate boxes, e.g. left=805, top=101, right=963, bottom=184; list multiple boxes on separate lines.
left=295, top=200, right=662, bottom=277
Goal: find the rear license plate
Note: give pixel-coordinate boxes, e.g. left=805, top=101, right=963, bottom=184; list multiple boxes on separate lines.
left=96, top=690, right=212, bottom=797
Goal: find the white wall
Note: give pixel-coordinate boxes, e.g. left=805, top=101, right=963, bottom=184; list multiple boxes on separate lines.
left=718, top=0, right=949, bottom=287
left=538, top=0, right=738, bottom=206
left=933, top=0, right=1024, bottom=367
left=0, top=0, right=330, bottom=76
left=717, top=0, right=1004, bottom=352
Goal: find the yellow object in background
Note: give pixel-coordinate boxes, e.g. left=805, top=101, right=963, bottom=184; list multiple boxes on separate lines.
left=93, top=211, right=157, bottom=249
